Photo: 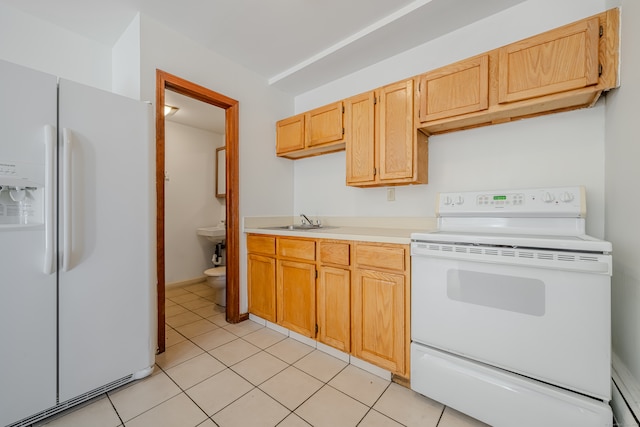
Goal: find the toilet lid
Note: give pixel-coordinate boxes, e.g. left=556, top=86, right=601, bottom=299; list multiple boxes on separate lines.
left=205, top=266, right=226, bottom=277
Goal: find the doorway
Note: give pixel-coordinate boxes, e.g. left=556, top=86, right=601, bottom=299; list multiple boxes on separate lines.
left=156, top=70, right=241, bottom=354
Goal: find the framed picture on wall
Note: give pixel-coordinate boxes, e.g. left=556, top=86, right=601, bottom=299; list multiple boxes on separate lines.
left=216, top=146, right=226, bottom=198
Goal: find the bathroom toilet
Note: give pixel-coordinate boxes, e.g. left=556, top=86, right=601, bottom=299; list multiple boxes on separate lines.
left=204, top=266, right=226, bottom=306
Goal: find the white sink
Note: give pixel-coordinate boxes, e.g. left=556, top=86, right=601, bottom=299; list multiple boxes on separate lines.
left=197, top=225, right=226, bottom=242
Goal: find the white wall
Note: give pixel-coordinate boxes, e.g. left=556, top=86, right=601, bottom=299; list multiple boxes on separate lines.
left=293, top=0, right=608, bottom=238
left=112, top=13, right=141, bottom=99
left=165, top=121, right=224, bottom=284
left=0, top=3, right=112, bottom=91
left=605, top=0, right=640, bottom=414
left=136, top=15, right=295, bottom=311
left=294, top=104, right=606, bottom=236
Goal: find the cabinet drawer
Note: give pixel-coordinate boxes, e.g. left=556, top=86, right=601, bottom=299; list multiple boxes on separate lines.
left=278, top=238, right=316, bottom=261
left=319, top=241, right=350, bottom=266
left=355, top=244, right=406, bottom=272
left=247, top=235, right=276, bottom=256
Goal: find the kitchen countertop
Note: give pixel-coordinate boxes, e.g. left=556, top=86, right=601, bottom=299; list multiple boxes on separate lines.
left=243, top=216, right=437, bottom=245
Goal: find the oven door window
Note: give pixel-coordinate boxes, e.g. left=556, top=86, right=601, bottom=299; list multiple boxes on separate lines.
left=411, top=255, right=610, bottom=400
left=447, top=269, right=545, bottom=316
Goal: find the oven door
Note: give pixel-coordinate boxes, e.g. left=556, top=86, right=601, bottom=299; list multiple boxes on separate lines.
left=411, top=244, right=611, bottom=400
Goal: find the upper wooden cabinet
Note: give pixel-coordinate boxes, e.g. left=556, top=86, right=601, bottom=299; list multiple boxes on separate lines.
left=276, top=114, right=305, bottom=154
left=345, top=80, right=428, bottom=187
left=276, top=101, right=344, bottom=159
left=498, top=17, right=600, bottom=104
left=419, top=54, right=489, bottom=122
left=345, top=91, right=376, bottom=184
left=418, top=8, right=619, bottom=135
left=306, top=101, right=344, bottom=147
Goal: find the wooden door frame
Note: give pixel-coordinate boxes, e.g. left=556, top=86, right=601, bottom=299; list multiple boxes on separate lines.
left=156, top=69, right=242, bottom=353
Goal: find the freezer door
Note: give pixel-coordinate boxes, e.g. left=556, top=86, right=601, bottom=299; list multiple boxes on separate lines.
left=57, top=79, right=155, bottom=402
left=0, top=60, right=58, bottom=426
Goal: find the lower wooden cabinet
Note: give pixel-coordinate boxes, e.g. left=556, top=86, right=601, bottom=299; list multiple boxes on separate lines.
left=276, top=237, right=317, bottom=337
left=352, top=269, right=406, bottom=373
left=341, top=240, right=411, bottom=379
left=277, top=259, right=316, bottom=337
left=246, top=234, right=410, bottom=377
left=317, top=240, right=352, bottom=352
left=317, top=265, right=351, bottom=352
left=247, top=235, right=276, bottom=322
left=247, top=254, right=276, bottom=322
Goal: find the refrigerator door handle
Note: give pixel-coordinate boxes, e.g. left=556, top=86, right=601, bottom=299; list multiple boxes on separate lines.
left=62, top=128, right=72, bottom=272
left=43, top=125, right=56, bottom=274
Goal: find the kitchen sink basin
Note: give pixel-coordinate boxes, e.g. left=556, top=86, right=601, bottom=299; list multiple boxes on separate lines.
left=261, top=225, right=337, bottom=231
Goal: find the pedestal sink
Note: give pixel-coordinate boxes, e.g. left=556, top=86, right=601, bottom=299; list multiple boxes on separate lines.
left=197, top=224, right=226, bottom=242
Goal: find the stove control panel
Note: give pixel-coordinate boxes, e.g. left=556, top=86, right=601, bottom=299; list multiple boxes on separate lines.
left=436, top=186, right=586, bottom=217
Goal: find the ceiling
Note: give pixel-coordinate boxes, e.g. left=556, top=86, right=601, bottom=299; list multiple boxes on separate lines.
left=1, top=0, right=525, bottom=131
left=165, top=90, right=225, bottom=134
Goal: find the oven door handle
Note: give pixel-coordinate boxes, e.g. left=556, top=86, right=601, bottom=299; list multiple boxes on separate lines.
left=411, top=248, right=611, bottom=275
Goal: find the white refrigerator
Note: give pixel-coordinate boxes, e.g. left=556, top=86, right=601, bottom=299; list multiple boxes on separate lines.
left=0, top=59, right=156, bottom=427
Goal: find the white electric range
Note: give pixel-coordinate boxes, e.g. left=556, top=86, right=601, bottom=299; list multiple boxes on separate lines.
left=410, top=186, right=612, bottom=427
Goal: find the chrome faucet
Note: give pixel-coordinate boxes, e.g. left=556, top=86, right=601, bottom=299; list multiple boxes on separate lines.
left=300, top=214, right=313, bottom=226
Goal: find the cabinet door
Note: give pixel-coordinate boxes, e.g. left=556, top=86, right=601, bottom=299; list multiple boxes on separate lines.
left=317, top=266, right=351, bottom=352
left=419, top=55, right=489, bottom=122
left=498, top=17, right=600, bottom=103
left=276, top=114, right=305, bottom=154
left=306, top=101, right=344, bottom=147
left=248, top=254, right=276, bottom=322
left=345, top=91, right=376, bottom=185
left=277, top=260, right=316, bottom=337
left=352, top=269, right=405, bottom=373
left=378, top=80, right=414, bottom=182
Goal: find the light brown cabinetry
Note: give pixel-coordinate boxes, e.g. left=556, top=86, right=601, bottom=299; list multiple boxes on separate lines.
left=344, top=92, right=375, bottom=184
left=352, top=243, right=410, bottom=377
left=418, top=54, right=489, bottom=122
left=306, top=102, right=344, bottom=147
left=246, top=234, right=411, bottom=377
left=345, top=80, right=428, bottom=187
left=276, top=102, right=344, bottom=159
left=275, top=114, right=305, bottom=155
left=418, top=8, right=619, bottom=135
left=247, top=235, right=277, bottom=322
left=317, top=241, right=351, bottom=352
left=276, top=238, right=317, bottom=337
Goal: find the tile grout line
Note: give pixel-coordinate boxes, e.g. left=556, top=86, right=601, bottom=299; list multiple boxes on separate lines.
left=106, top=393, right=126, bottom=426
left=163, top=288, right=413, bottom=427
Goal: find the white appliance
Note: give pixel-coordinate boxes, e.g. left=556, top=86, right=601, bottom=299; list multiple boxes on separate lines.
left=0, top=59, right=155, bottom=427
left=410, top=186, right=613, bottom=427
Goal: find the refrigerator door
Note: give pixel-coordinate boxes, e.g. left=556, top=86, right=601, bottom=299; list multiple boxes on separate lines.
left=57, top=79, right=155, bottom=401
left=0, top=60, right=58, bottom=425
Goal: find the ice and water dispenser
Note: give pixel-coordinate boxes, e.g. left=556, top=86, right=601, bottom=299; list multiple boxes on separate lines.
left=0, top=161, right=44, bottom=226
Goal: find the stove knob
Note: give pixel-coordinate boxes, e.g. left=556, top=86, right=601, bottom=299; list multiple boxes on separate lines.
left=443, top=196, right=453, bottom=206
left=543, top=192, right=555, bottom=203
left=560, top=191, right=574, bottom=202
left=455, top=196, right=464, bottom=205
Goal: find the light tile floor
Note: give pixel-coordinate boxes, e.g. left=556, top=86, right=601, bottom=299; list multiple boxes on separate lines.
left=35, top=282, right=489, bottom=427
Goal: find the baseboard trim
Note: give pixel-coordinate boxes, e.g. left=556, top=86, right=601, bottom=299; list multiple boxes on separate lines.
left=166, top=276, right=206, bottom=289
left=612, top=353, right=640, bottom=426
